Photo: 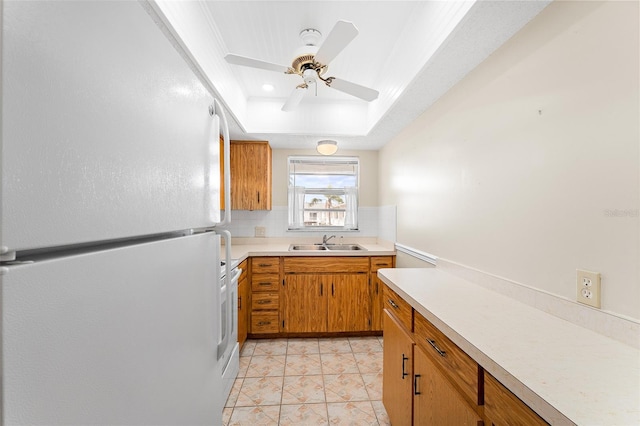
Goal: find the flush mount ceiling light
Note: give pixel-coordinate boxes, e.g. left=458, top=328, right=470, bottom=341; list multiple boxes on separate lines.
left=317, top=140, right=338, bottom=155
left=262, top=83, right=274, bottom=92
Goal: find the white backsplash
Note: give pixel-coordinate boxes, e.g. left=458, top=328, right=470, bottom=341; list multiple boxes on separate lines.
left=222, top=206, right=389, bottom=238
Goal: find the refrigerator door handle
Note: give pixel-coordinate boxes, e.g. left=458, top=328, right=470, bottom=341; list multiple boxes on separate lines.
left=215, top=229, right=232, bottom=360
left=210, top=99, right=231, bottom=227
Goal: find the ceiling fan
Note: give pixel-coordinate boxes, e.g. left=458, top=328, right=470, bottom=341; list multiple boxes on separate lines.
left=225, top=21, right=379, bottom=112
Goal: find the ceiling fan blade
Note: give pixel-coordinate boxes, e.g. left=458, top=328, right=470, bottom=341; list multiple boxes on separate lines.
left=314, top=21, right=359, bottom=65
left=225, top=54, right=289, bottom=73
left=327, top=78, right=379, bottom=102
left=281, top=86, right=307, bottom=112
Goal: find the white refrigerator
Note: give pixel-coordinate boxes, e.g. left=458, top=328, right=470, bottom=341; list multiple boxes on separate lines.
left=1, top=1, right=233, bottom=424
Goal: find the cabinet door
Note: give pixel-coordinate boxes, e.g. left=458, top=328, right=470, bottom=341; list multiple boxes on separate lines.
left=237, top=275, right=248, bottom=348
left=382, top=310, right=413, bottom=426
left=414, top=345, right=482, bottom=426
left=370, top=274, right=384, bottom=331
left=282, top=275, right=327, bottom=333
left=327, top=274, right=370, bottom=332
left=229, top=142, right=271, bottom=210
left=370, top=257, right=394, bottom=331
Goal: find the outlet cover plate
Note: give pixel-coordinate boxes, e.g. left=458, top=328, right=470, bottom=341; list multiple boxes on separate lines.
left=576, top=269, right=601, bottom=308
left=255, top=226, right=266, bottom=237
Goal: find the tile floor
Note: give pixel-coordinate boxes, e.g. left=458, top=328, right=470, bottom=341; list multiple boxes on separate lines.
left=223, top=336, right=390, bottom=425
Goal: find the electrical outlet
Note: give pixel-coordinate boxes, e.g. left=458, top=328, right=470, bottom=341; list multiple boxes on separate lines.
left=577, top=269, right=601, bottom=308
left=254, top=226, right=266, bottom=237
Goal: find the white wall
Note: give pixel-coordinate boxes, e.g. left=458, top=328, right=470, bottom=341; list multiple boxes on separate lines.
left=378, top=1, right=639, bottom=321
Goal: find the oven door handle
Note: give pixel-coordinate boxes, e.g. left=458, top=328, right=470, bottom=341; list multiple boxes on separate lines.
left=231, top=268, right=242, bottom=283
left=214, top=230, right=232, bottom=361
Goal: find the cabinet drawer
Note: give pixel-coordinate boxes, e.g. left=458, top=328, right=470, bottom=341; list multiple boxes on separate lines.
left=484, top=371, right=548, bottom=426
left=251, top=274, right=280, bottom=292
left=251, top=313, right=279, bottom=334
left=414, top=311, right=479, bottom=406
left=370, top=256, right=394, bottom=272
left=383, top=285, right=412, bottom=331
left=284, top=256, right=369, bottom=273
left=252, top=257, right=280, bottom=274
left=251, top=292, right=279, bottom=310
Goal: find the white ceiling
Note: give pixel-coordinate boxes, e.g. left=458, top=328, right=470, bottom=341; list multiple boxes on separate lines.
left=158, top=1, right=551, bottom=151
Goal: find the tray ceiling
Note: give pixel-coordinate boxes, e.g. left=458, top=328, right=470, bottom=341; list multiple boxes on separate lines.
left=155, top=1, right=551, bottom=150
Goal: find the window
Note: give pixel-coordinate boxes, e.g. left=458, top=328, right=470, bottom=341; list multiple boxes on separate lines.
left=288, top=156, right=359, bottom=230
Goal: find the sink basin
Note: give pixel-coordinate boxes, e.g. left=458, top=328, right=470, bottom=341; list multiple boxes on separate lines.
left=288, top=244, right=367, bottom=251
left=289, top=244, right=328, bottom=251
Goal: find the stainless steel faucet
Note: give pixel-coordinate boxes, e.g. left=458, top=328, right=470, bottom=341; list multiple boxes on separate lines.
left=322, top=234, right=336, bottom=245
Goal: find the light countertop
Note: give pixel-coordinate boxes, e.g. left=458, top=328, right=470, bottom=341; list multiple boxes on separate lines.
left=378, top=268, right=640, bottom=426
left=227, top=239, right=395, bottom=263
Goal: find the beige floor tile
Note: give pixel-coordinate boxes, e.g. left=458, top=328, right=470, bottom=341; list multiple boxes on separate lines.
left=361, top=373, right=383, bottom=401
left=240, top=340, right=257, bottom=357
left=225, top=378, right=244, bottom=407
left=253, top=338, right=288, bottom=356
left=321, top=352, right=359, bottom=375
left=371, top=400, right=390, bottom=425
left=319, top=337, right=352, bottom=354
left=228, top=405, right=281, bottom=425
left=238, top=356, right=251, bottom=378
left=287, top=338, right=320, bottom=354
left=323, top=374, right=369, bottom=403
left=281, top=375, right=326, bottom=404
left=222, top=407, right=233, bottom=426
left=286, top=353, right=323, bottom=376
left=354, top=352, right=383, bottom=374
left=279, top=403, right=329, bottom=425
left=327, top=401, right=378, bottom=425
left=236, top=376, right=284, bottom=406
left=246, top=355, right=286, bottom=377
left=348, top=337, right=383, bottom=353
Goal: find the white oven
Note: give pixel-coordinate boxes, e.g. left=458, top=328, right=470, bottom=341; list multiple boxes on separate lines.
left=218, top=250, right=241, bottom=401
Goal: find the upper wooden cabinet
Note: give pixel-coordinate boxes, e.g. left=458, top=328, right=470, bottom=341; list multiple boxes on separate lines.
left=229, top=141, right=272, bottom=210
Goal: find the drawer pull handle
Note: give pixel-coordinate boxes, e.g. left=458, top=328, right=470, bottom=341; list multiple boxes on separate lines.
left=257, top=300, right=272, bottom=305
left=259, top=282, right=271, bottom=286
left=258, top=263, right=271, bottom=267
left=427, top=339, right=446, bottom=357
left=401, top=354, right=409, bottom=379
left=257, top=321, right=271, bottom=326
left=388, top=299, right=399, bottom=309
left=414, top=374, right=422, bottom=395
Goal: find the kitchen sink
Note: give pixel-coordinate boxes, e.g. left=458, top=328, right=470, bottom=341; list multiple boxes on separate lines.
left=288, top=244, right=367, bottom=251
left=326, top=244, right=366, bottom=251
left=289, top=244, right=328, bottom=251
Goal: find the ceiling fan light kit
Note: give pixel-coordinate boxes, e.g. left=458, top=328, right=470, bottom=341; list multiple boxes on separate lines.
left=224, top=20, right=379, bottom=112
left=317, top=140, right=338, bottom=155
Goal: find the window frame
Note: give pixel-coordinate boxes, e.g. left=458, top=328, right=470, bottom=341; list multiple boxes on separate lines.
left=287, top=155, right=360, bottom=231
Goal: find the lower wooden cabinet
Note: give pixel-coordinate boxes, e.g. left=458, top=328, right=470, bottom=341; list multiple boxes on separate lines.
left=413, top=345, right=482, bottom=425
left=282, top=273, right=369, bottom=333
left=382, top=309, right=414, bottom=426
left=382, top=284, right=549, bottom=426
